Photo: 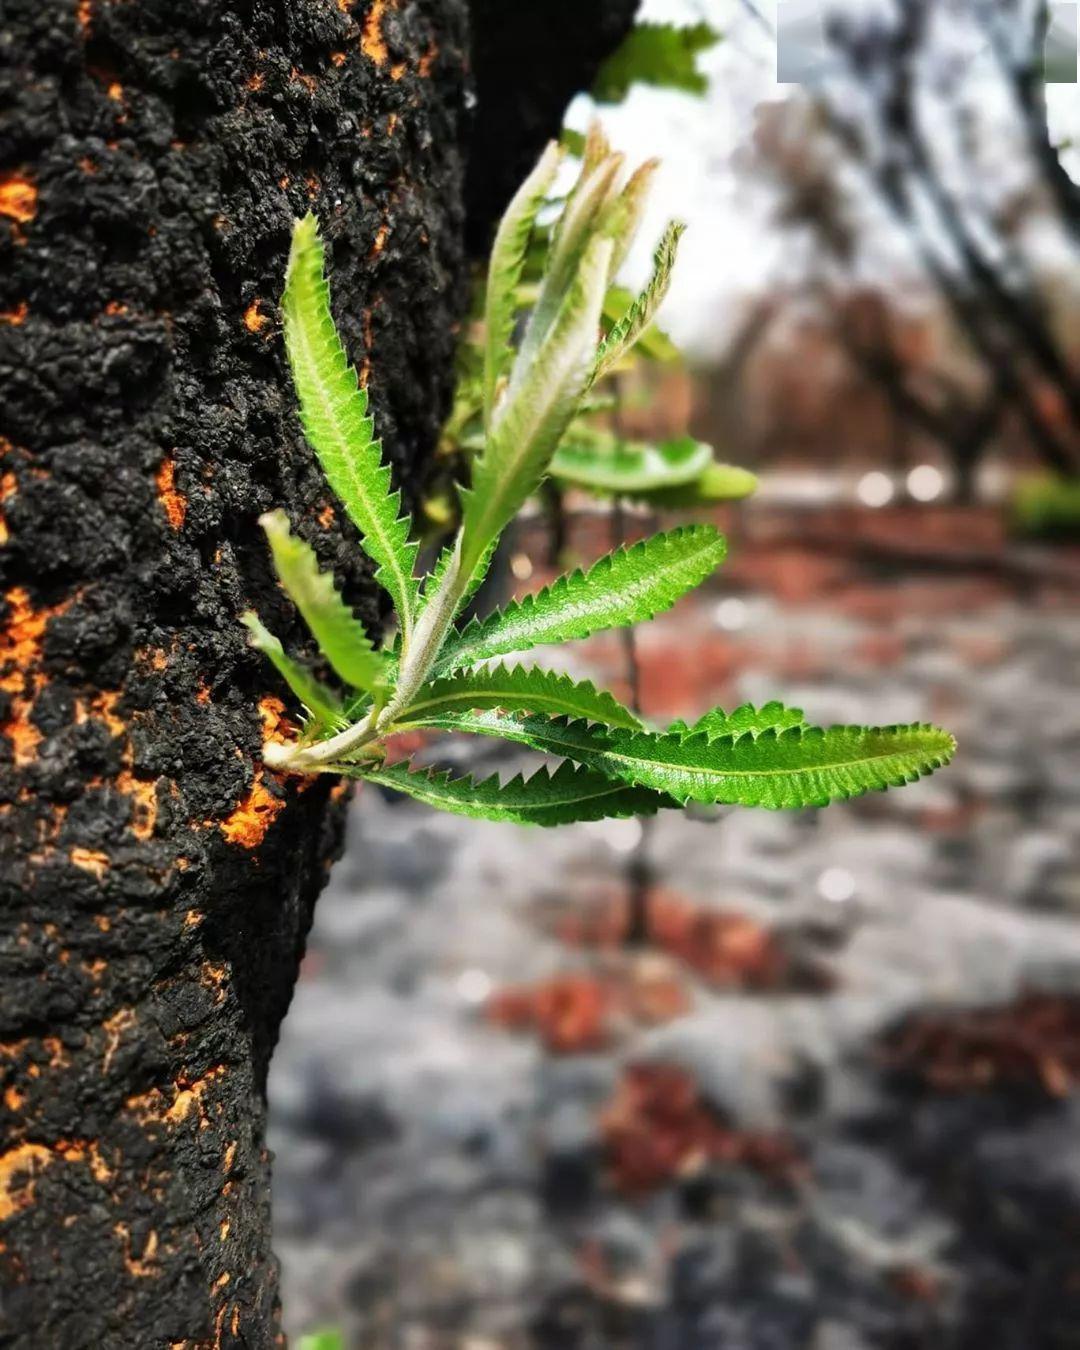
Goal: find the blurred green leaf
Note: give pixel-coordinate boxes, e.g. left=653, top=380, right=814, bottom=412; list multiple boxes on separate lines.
left=297, top=1329, right=345, bottom=1350
left=593, top=22, right=722, bottom=104
left=636, top=461, right=759, bottom=508
left=551, top=435, right=712, bottom=494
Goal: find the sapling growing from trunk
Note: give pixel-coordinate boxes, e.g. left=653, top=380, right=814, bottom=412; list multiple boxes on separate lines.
left=245, top=137, right=955, bottom=824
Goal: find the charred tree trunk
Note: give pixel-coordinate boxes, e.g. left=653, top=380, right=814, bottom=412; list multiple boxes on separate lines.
left=0, top=0, right=633, bottom=1344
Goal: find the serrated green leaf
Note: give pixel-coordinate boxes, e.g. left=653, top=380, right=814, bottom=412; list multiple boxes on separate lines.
left=240, top=610, right=342, bottom=728
left=356, top=760, right=674, bottom=827
left=483, top=141, right=563, bottom=429
left=602, top=286, right=680, bottom=363
left=282, top=213, right=419, bottom=642
left=550, top=435, right=712, bottom=495
left=460, top=231, right=613, bottom=587
left=667, top=701, right=807, bottom=738
left=406, top=712, right=957, bottom=810
left=261, top=510, right=386, bottom=693
left=636, top=462, right=759, bottom=509
left=436, top=523, right=727, bottom=675
left=593, top=21, right=722, bottom=104
left=397, top=663, right=642, bottom=731
left=592, top=221, right=684, bottom=385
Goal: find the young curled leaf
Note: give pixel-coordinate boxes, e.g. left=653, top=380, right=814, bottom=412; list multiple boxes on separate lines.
left=261, top=510, right=386, bottom=693
left=483, top=140, right=564, bottom=429
left=592, top=220, right=685, bottom=384
left=460, top=231, right=614, bottom=587
left=240, top=611, right=342, bottom=729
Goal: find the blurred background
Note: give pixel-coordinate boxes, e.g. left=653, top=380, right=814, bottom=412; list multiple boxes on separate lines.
left=270, top=2, right=1080, bottom=1345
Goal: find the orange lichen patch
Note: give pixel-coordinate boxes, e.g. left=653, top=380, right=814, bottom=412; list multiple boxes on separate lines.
left=94, top=914, right=111, bottom=932
left=242, top=299, right=270, bottom=334
left=0, top=474, right=16, bottom=504
left=116, top=1223, right=159, bottom=1277
left=78, top=155, right=98, bottom=174
left=367, top=221, right=390, bottom=260
left=304, top=172, right=320, bottom=200
left=183, top=909, right=203, bottom=930
left=219, top=1220, right=230, bottom=1241
left=386, top=112, right=398, bottom=136
left=217, top=770, right=284, bottom=848
left=201, top=962, right=229, bottom=1005
left=76, top=688, right=126, bottom=738
left=43, top=1037, right=68, bottom=1068
left=155, top=456, right=186, bottom=531
left=195, top=677, right=211, bottom=705
left=330, top=50, right=347, bottom=67
left=83, top=958, right=108, bottom=981
left=103, top=300, right=128, bottom=317
left=106, top=81, right=124, bottom=103
left=138, top=647, right=168, bottom=672
left=114, top=769, right=157, bottom=840
left=223, top=1141, right=237, bottom=1174
left=278, top=173, right=291, bottom=190
left=360, top=0, right=391, bottom=64
left=0, top=1143, right=53, bottom=1220
left=55, top=1137, right=112, bottom=1184
left=0, top=518, right=8, bottom=547
left=316, top=502, right=335, bottom=528
left=214, top=1272, right=231, bottom=1290
left=289, top=67, right=317, bottom=94
left=0, top=175, right=37, bottom=224
left=418, top=41, right=438, bottom=77
left=70, top=847, right=109, bottom=880
left=102, top=1007, right=136, bottom=1074
left=0, top=588, right=71, bottom=766
left=258, top=694, right=294, bottom=745
left=0, top=302, right=28, bottom=326
left=125, top=1066, right=227, bottom=1129
left=245, top=72, right=265, bottom=92
left=600, top=1064, right=802, bottom=1197
left=76, top=0, right=93, bottom=35
left=4, top=1087, right=23, bottom=1111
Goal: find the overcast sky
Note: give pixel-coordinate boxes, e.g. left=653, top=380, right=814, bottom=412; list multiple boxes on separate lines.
left=566, top=0, right=1080, bottom=361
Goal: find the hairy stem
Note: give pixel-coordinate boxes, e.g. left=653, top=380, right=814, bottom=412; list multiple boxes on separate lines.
left=266, top=539, right=469, bottom=770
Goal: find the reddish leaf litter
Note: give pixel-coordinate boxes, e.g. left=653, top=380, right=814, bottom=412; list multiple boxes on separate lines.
left=554, top=885, right=830, bottom=992
left=486, top=963, right=690, bottom=1055
left=599, top=1064, right=803, bottom=1197
left=879, top=993, right=1080, bottom=1098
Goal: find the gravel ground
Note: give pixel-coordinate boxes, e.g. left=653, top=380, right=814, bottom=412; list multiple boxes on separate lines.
left=270, top=510, right=1080, bottom=1349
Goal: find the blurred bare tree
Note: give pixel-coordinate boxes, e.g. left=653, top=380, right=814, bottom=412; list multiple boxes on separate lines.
left=752, top=0, right=1080, bottom=496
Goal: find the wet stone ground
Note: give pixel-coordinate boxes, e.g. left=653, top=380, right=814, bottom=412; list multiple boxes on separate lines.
left=269, top=505, right=1080, bottom=1349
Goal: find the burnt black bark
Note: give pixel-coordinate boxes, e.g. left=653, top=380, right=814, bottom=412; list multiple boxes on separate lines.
left=463, top=0, right=640, bottom=253
left=0, top=0, right=636, bottom=1344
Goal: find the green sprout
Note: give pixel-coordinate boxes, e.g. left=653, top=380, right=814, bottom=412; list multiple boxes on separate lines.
left=243, top=133, right=955, bottom=826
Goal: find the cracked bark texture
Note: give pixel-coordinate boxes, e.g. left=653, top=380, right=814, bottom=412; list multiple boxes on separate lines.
left=0, top=0, right=636, bottom=1345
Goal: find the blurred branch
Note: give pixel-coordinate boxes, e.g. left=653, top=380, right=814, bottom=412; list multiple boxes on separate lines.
left=735, top=0, right=773, bottom=38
